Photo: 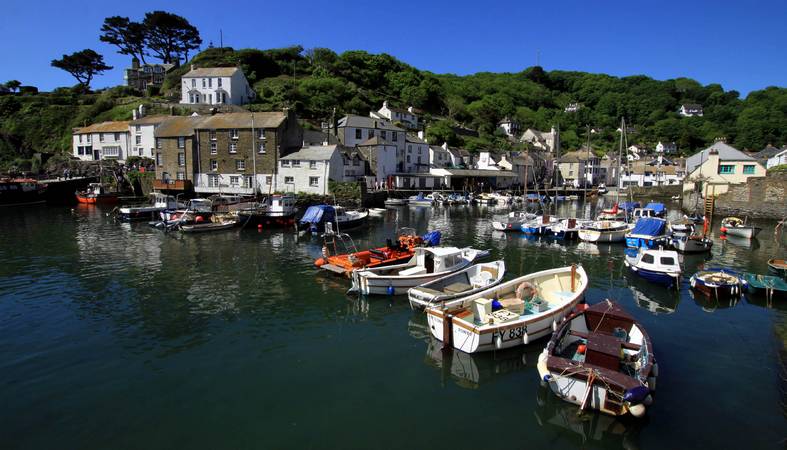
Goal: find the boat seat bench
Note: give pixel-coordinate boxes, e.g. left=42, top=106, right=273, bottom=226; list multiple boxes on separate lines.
left=443, top=282, right=472, bottom=294
left=568, top=330, right=641, bottom=351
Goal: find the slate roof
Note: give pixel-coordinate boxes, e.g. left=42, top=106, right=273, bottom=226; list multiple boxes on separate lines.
left=129, top=115, right=171, bottom=126
left=154, top=116, right=203, bottom=137
left=753, top=145, right=781, bottom=161
left=405, top=134, right=427, bottom=144
left=686, top=141, right=755, bottom=173
left=338, top=115, right=404, bottom=132
left=183, top=67, right=241, bottom=77
left=74, top=121, right=130, bottom=134
left=358, top=136, right=395, bottom=146
left=280, top=145, right=339, bottom=161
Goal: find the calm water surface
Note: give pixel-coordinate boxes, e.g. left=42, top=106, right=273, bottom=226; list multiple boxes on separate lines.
left=1, top=200, right=786, bottom=449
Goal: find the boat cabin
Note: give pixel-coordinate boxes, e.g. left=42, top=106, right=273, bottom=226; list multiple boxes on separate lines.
left=631, top=249, right=680, bottom=274
left=269, top=194, right=296, bottom=214
left=402, top=247, right=467, bottom=276
left=151, top=193, right=179, bottom=209
left=632, top=208, right=658, bottom=219
left=187, top=199, right=213, bottom=213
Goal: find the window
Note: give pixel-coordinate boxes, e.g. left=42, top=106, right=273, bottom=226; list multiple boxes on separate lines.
left=177, top=137, right=185, bottom=149
left=408, top=145, right=412, bottom=153
left=743, top=165, right=755, bottom=174
left=210, top=142, right=217, bottom=154
left=230, top=129, right=239, bottom=139
left=209, top=130, right=217, bottom=140
left=229, top=142, right=237, bottom=153
left=258, top=129, right=266, bottom=140
left=86, top=135, right=91, bottom=143
left=177, top=152, right=185, bottom=166
left=281, top=160, right=290, bottom=167
left=381, top=130, right=387, bottom=139
left=210, top=159, right=217, bottom=171
left=355, top=129, right=362, bottom=139
left=135, top=125, right=141, bottom=134
left=115, top=133, right=120, bottom=141
left=208, top=78, right=212, bottom=88
left=641, top=254, right=655, bottom=264
left=218, top=78, right=222, bottom=87
left=266, top=176, right=272, bottom=185
left=309, top=160, right=317, bottom=169
left=244, top=175, right=253, bottom=188
left=99, top=133, right=105, bottom=143
left=660, top=257, right=675, bottom=266
left=156, top=138, right=161, bottom=149
left=392, top=133, right=398, bottom=142
left=156, top=153, right=162, bottom=165
left=102, top=147, right=120, bottom=157
left=368, top=130, right=374, bottom=139
left=291, top=159, right=300, bottom=167
left=79, top=134, right=83, bottom=143
left=417, top=156, right=422, bottom=164
left=284, top=176, right=294, bottom=184
left=236, top=160, right=246, bottom=171
left=719, top=165, right=735, bottom=174
left=352, top=158, right=359, bottom=166
left=407, top=155, right=411, bottom=163
left=258, top=143, right=266, bottom=154
left=208, top=174, right=219, bottom=187
left=176, top=172, right=185, bottom=180
left=202, top=78, right=206, bottom=88
left=309, top=176, right=319, bottom=187
left=230, top=176, right=240, bottom=187
left=191, top=79, right=196, bottom=88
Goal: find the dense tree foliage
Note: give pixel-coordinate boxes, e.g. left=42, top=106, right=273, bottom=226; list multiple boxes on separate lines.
left=99, top=11, right=202, bottom=65
left=50, top=49, right=112, bottom=88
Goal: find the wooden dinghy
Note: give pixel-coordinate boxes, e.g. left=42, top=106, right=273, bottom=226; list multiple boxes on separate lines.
left=408, top=260, right=506, bottom=310
left=349, top=246, right=490, bottom=296
left=537, top=300, right=657, bottom=418
left=743, top=273, right=787, bottom=300
left=689, top=268, right=746, bottom=299
left=178, top=215, right=241, bottom=233
left=767, top=258, right=787, bottom=278
left=720, top=217, right=761, bottom=239
left=426, top=265, right=588, bottom=353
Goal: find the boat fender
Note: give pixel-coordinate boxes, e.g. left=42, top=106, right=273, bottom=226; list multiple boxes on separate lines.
left=495, top=335, right=502, bottom=350
left=552, top=320, right=557, bottom=332
left=652, top=363, right=659, bottom=377
left=577, top=344, right=586, bottom=354
left=629, top=403, right=646, bottom=418
left=386, top=285, right=395, bottom=296
left=623, top=385, right=650, bottom=403
left=522, top=332, right=529, bottom=345
left=542, top=374, right=552, bottom=383
left=322, top=246, right=329, bottom=258
left=648, top=376, right=657, bottom=391
left=643, top=394, right=654, bottom=406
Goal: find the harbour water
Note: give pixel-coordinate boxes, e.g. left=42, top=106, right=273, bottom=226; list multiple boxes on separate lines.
left=1, top=201, right=785, bottom=449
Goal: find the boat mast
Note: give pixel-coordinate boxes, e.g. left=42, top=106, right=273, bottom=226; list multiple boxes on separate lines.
left=617, top=117, right=625, bottom=205
left=251, top=112, right=258, bottom=197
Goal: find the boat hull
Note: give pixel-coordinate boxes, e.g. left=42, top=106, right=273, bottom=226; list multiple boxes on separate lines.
left=671, top=236, right=713, bottom=253
left=76, top=193, right=119, bottom=204
left=578, top=229, right=627, bottom=243
left=117, top=207, right=168, bottom=221
left=690, top=274, right=744, bottom=299
left=625, top=235, right=668, bottom=249
left=626, top=264, right=679, bottom=286
left=723, top=227, right=761, bottom=239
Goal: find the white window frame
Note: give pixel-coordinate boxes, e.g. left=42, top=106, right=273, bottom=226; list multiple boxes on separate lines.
left=309, top=160, right=317, bottom=169
left=229, top=142, right=237, bottom=153
left=309, top=176, right=319, bottom=187
left=284, top=176, right=294, bottom=184
left=236, top=160, right=246, bottom=171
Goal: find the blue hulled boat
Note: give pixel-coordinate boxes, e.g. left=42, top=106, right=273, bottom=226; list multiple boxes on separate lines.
left=625, top=217, right=668, bottom=249
left=624, top=248, right=682, bottom=287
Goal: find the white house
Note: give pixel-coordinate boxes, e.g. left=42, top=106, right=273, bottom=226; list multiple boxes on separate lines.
left=619, top=159, right=685, bottom=187
left=679, top=104, right=703, bottom=117
left=476, top=151, right=502, bottom=170
left=180, top=66, right=256, bottom=106
left=128, top=112, right=170, bottom=159
left=72, top=121, right=131, bottom=162
left=497, top=117, right=520, bottom=137
left=656, top=141, right=678, bottom=154
left=767, top=148, right=787, bottom=169
left=370, top=101, right=419, bottom=129
left=429, top=144, right=452, bottom=168
left=520, top=127, right=558, bottom=152
left=336, top=115, right=406, bottom=155
left=404, top=134, right=429, bottom=172
left=277, top=145, right=345, bottom=195
left=357, top=137, right=398, bottom=183
left=627, top=144, right=645, bottom=161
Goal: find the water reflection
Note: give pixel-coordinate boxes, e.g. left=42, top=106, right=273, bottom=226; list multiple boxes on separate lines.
left=629, top=284, right=679, bottom=315
left=688, top=288, right=741, bottom=312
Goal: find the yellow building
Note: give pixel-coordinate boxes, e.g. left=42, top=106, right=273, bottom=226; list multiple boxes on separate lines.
left=682, top=141, right=766, bottom=196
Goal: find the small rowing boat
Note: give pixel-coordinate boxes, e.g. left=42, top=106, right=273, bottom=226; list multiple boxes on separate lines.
left=537, top=300, right=657, bottom=418
left=767, top=258, right=787, bottom=278
left=408, top=260, right=506, bottom=309
left=689, top=268, right=746, bottom=299
left=720, top=217, right=761, bottom=239
left=742, top=273, right=787, bottom=300
left=75, top=183, right=119, bottom=204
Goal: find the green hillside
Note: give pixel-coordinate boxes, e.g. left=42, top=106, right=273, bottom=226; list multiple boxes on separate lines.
left=2, top=45, right=785, bottom=170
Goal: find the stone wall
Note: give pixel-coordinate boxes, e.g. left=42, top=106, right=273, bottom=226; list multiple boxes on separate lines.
left=694, top=174, right=787, bottom=219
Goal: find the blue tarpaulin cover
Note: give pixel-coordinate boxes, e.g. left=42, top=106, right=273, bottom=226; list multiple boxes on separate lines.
left=422, top=231, right=441, bottom=247
left=620, top=201, right=641, bottom=211
left=630, top=217, right=666, bottom=236
left=645, top=202, right=666, bottom=214
left=299, top=205, right=335, bottom=225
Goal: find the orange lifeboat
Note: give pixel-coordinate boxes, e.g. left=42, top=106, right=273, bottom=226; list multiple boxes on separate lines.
left=315, top=230, right=425, bottom=277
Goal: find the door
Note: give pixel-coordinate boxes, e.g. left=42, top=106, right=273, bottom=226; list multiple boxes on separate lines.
left=93, top=150, right=100, bottom=160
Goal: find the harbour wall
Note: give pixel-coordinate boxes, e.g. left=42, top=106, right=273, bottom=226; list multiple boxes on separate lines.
left=684, top=174, right=787, bottom=220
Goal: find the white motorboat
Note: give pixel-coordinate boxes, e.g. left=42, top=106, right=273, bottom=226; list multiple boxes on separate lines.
left=408, top=192, right=435, bottom=206
left=669, top=218, right=694, bottom=234
left=624, top=248, right=682, bottom=286
left=721, top=217, right=761, bottom=239
left=117, top=193, right=183, bottom=221
left=492, top=211, right=537, bottom=231
left=384, top=198, right=408, bottom=207
left=367, top=208, right=387, bottom=216
left=671, top=234, right=713, bottom=253
left=578, top=220, right=630, bottom=243
left=549, top=218, right=587, bottom=240
left=426, top=265, right=588, bottom=353
left=349, top=246, right=490, bottom=295
left=408, top=260, right=506, bottom=310
left=476, top=193, right=497, bottom=205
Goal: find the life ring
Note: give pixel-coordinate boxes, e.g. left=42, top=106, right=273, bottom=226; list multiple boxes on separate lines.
left=516, top=282, right=537, bottom=301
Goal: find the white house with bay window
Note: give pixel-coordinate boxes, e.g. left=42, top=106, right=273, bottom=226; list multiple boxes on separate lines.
left=180, top=66, right=256, bottom=106
left=276, top=144, right=345, bottom=195
left=72, top=121, right=131, bottom=162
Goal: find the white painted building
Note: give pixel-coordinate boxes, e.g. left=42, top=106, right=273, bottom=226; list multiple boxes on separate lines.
left=357, top=137, right=399, bottom=182
left=679, top=104, right=703, bottom=117
left=520, top=127, right=558, bottom=152
left=277, top=145, right=345, bottom=195
left=655, top=141, right=677, bottom=154
left=497, top=117, right=520, bottom=137
left=476, top=151, right=502, bottom=170
left=404, top=134, right=429, bottom=172
left=128, top=114, right=170, bottom=159
left=429, top=144, right=452, bottom=168
left=336, top=115, right=406, bottom=154
left=370, top=101, right=419, bottom=129
left=767, top=148, right=787, bottom=169
left=180, top=66, right=256, bottom=106
left=72, top=121, right=131, bottom=162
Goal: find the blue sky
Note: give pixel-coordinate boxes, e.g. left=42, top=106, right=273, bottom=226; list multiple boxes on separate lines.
left=2, top=0, right=785, bottom=96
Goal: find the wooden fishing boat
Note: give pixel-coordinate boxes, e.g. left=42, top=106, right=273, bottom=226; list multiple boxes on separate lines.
left=625, top=217, right=668, bottom=249
left=0, top=178, right=47, bottom=206
left=425, top=265, right=588, bottom=353
left=743, top=273, right=787, bottom=300
left=578, top=220, right=629, bottom=243
left=408, top=260, right=506, bottom=309
left=624, top=248, right=681, bottom=287
left=116, top=193, right=182, bottom=221
left=537, top=300, right=657, bottom=418
left=178, top=215, right=241, bottom=233
left=152, top=198, right=214, bottom=229
left=689, top=269, right=746, bottom=299
left=349, top=246, right=489, bottom=296
left=767, top=258, right=787, bottom=277
left=670, top=234, right=713, bottom=253
left=75, top=183, right=119, bottom=204
left=315, top=228, right=436, bottom=277
left=492, top=211, right=536, bottom=232
left=720, top=217, right=761, bottom=239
